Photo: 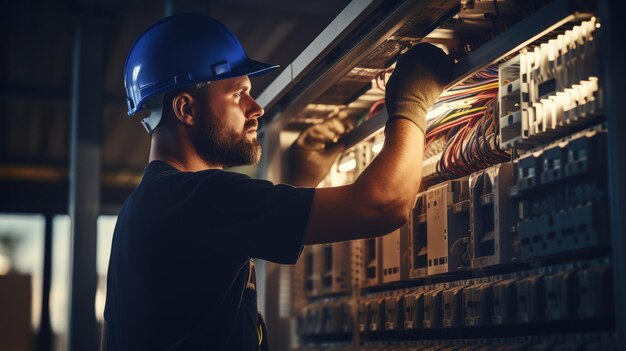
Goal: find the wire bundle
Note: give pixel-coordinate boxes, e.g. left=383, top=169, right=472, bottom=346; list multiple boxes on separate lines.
left=356, top=65, right=509, bottom=178
left=424, top=65, right=510, bottom=177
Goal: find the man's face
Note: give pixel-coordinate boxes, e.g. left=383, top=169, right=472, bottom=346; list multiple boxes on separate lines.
left=191, top=76, right=264, bottom=168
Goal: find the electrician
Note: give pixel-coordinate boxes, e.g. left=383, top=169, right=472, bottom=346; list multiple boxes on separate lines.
left=103, top=13, right=453, bottom=351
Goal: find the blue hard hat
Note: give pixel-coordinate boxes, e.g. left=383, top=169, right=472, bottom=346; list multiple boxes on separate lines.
left=124, top=13, right=279, bottom=116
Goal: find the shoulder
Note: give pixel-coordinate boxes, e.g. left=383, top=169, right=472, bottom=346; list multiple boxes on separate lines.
left=141, top=161, right=314, bottom=202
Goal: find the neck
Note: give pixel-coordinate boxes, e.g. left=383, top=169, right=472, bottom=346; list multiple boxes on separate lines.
left=149, top=126, right=224, bottom=172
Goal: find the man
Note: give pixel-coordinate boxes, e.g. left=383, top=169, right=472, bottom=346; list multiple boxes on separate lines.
left=103, top=13, right=452, bottom=350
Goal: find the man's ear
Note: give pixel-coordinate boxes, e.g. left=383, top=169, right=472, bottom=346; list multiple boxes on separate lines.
left=171, top=92, right=198, bottom=126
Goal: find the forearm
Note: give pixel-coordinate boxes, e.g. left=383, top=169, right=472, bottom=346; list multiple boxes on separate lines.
left=302, top=120, right=424, bottom=245
left=353, top=118, right=423, bottom=221
left=301, top=43, right=449, bottom=245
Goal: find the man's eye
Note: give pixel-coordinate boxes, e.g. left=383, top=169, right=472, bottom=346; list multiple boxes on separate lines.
left=235, top=92, right=243, bottom=98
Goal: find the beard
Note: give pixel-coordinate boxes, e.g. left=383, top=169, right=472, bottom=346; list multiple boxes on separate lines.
left=191, top=107, right=262, bottom=168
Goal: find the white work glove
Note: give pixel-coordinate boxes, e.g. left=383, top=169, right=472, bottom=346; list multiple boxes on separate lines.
left=385, top=43, right=454, bottom=133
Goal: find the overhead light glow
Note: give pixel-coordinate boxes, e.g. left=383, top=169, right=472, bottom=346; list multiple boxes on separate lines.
left=0, top=254, right=11, bottom=275
left=338, top=158, right=357, bottom=173
left=372, top=140, right=384, bottom=154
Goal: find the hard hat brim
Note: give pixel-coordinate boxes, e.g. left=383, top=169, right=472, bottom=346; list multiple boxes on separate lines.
left=235, top=58, right=280, bottom=78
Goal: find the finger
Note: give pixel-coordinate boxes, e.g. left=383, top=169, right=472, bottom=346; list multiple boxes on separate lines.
left=310, top=124, right=340, bottom=142
left=327, top=118, right=346, bottom=135
left=340, top=116, right=356, bottom=131
left=324, top=121, right=348, bottom=141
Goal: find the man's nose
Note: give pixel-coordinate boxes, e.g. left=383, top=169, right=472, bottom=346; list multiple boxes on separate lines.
left=247, top=97, right=264, bottom=120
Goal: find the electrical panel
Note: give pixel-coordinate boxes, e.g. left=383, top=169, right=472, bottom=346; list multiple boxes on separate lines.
left=262, top=0, right=619, bottom=349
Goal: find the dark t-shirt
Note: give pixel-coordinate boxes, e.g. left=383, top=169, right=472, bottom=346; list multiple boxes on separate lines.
left=104, top=161, right=314, bottom=350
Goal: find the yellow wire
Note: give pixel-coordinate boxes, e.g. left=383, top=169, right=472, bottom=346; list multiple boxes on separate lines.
left=442, top=82, right=498, bottom=97
left=438, top=106, right=487, bottom=125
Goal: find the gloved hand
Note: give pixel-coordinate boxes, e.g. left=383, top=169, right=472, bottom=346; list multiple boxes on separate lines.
left=288, top=118, right=351, bottom=187
left=385, top=43, right=455, bottom=133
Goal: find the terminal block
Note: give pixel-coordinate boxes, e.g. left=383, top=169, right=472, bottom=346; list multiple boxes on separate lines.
left=517, top=152, right=542, bottom=192
left=357, top=300, right=369, bottom=332
left=426, top=178, right=471, bottom=276
left=540, top=143, right=567, bottom=185
left=423, top=287, right=445, bottom=329
left=409, top=194, right=429, bottom=279
left=545, top=270, right=579, bottom=321
left=382, top=225, right=411, bottom=283
left=519, top=190, right=608, bottom=260
left=368, top=297, right=385, bottom=332
left=299, top=305, right=324, bottom=335
left=304, top=246, right=323, bottom=297
left=577, top=265, right=612, bottom=319
left=499, top=55, right=529, bottom=150
left=564, top=128, right=606, bottom=178
left=360, top=237, right=383, bottom=287
left=384, top=294, right=404, bottom=331
left=492, top=279, right=518, bottom=325
left=320, top=301, right=353, bottom=334
left=470, top=163, right=518, bottom=268
left=319, top=242, right=352, bottom=295
left=516, top=274, right=545, bottom=323
left=304, top=243, right=353, bottom=297
left=517, top=129, right=609, bottom=260
left=303, top=247, right=316, bottom=297
left=442, top=285, right=465, bottom=328
left=464, top=282, right=494, bottom=327
left=403, top=290, right=426, bottom=330
left=339, top=301, right=353, bottom=333
left=498, top=18, right=602, bottom=151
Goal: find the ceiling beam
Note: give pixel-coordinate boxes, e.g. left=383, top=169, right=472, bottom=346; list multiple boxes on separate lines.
left=0, top=85, right=126, bottom=105
left=210, top=0, right=351, bottom=19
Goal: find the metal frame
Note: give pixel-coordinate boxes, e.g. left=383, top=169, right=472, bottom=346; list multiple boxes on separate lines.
left=599, top=0, right=626, bottom=348
left=37, top=214, right=53, bottom=351
left=67, top=16, right=105, bottom=351
left=256, top=0, right=382, bottom=112
left=258, top=0, right=459, bottom=130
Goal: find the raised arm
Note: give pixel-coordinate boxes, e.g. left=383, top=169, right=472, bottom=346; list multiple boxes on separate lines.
left=288, top=43, right=454, bottom=245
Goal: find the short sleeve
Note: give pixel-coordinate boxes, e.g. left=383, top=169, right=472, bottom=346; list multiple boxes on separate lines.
left=192, top=171, right=315, bottom=264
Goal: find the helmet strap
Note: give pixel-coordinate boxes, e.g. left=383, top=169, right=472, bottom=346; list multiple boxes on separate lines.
left=141, top=95, right=164, bottom=134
